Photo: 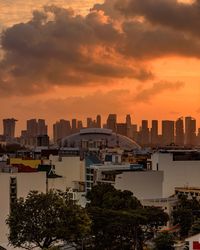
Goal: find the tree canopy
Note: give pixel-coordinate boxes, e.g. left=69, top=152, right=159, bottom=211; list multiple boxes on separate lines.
left=86, top=183, right=168, bottom=250
left=153, top=231, right=175, bottom=250
left=6, top=190, right=91, bottom=249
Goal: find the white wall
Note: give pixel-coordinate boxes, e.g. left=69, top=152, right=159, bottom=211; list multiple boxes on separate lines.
left=50, top=156, right=85, bottom=190
left=115, top=171, right=163, bottom=200
left=152, top=152, right=200, bottom=198
left=0, top=172, right=46, bottom=248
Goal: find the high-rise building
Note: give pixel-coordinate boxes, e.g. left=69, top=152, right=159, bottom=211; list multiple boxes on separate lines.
left=150, top=120, right=159, bottom=145
left=38, top=119, right=48, bottom=136
left=140, top=120, right=149, bottom=145
left=77, top=120, right=83, bottom=130
left=96, top=115, right=101, bottom=128
left=53, top=119, right=71, bottom=144
left=126, top=114, right=132, bottom=138
left=162, top=120, right=174, bottom=145
left=27, top=119, right=38, bottom=137
left=106, top=114, right=117, bottom=132
left=72, top=119, right=77, bottom=131
left=3, top=118, right=17, bottom=139
left=116, top=123, right=127, bottom=136
left=175, top=117, right=184, bottom=146
left=87, top=118, right=93, bottom=128
left=185, top=116, right=196, bottom=146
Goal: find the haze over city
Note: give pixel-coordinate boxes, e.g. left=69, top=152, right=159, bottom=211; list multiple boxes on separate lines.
left=0, top=0, right=200, bottom=134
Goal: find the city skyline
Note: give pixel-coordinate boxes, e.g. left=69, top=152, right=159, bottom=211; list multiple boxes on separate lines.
left=1, top=0, right=200, bottom=133
left=1, top=114, right=200, bottom=139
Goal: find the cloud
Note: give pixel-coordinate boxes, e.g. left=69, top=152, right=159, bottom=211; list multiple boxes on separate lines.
left=0, top=1, right=200, bottom=96
left=114, top=0, right=200, bottom=38
left=0, top=5, right=152, bottom=96
left=134, top=81, right=185, bottom=103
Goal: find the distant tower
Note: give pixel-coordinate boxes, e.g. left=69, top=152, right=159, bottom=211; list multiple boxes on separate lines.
left=175, top=117, right=184, bottom=146
left=96, top=115, right=101, bottom=128
left=87, top=118, right=93, bottom=128
left=151, top=120, right=159, bottom=145
left=72, top=119, right=77, bottom=133
left=3, top=118, right=17, bottom=139
left=126, top=114, right=132, bottom=138
left=106, top=114, right=117, bottom=132
left=162, top=120, right=174, bottom=145
left=37, top=119, right=47, bottom=135
left=140, top=120, right=149, bottom=145
left=185, top=116, right=196, bottom=146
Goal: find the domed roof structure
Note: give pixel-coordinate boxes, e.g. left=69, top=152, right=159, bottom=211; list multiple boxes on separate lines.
left=61, top=128, right=141, bottom=151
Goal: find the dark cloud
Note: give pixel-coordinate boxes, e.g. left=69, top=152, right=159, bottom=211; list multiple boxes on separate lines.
left=0, top=5, right=152, bottom=96
left=1, top=1, right=200, bottom=96
left=134, top=81, right=185, bottom=103
left=115, top=0, right=200, bottom=38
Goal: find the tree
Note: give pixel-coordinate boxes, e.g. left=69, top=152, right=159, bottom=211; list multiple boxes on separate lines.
left=153, top=231, right=175, bottom=250
left=190, top=218, right=200, bottom=236
left=7, top=190, right=91, bottom=249
left=86, top=183, right=168, bottom=250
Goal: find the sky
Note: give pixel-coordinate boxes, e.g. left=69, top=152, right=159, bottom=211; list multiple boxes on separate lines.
left=0, top=0, right=200, bottom=135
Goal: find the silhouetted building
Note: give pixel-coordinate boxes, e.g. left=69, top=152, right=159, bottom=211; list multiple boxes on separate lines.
left=116, top=123, right=127, bottom=137
left=175, top=117, right=184, bottom=146
left=185, top=116, right=196, bottom=146
left=140, top=120, right=149, bottom=145
left=151, top=120, right=159, bottom=145
left=53, top=119, right=71, bottom=144
left=126, top=114, right=132, bottom=138
left=72, top=119, right=77, bottom=131
left=3, top=118, right=17, bottom=139
left=106, top=114, right=117, bottom=132
left=38, top=119, right=48, bottom=136
left=96, top=115, right=101, bottom=128
left=87, top=118, right=93, bottom=128
left=77, top=120, right=83, bottom=130
left=37, top=135, right=49, bottom=147
left=27, top=119, right=38, bottom=137
left=162, top=120, right=174, bottom=145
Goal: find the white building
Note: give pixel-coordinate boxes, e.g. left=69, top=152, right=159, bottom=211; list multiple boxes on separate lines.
left=115, top=170, right=163, bottom=200
left=48, top=155, right=85, bottom=192
left=151, top=150, right=200, bottom=198
left=0, top=168, right=46, bottom=249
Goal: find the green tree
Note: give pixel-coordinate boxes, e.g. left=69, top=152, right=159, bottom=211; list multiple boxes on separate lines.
left=7, top=190, right=91, bottom=249
left=153, top=231, right=175, bottom=250
left=190, top=218, right=200, bottom=236
left=172, top=194, right=200, bottom=238
left=86, top=183, right=168, bottom=250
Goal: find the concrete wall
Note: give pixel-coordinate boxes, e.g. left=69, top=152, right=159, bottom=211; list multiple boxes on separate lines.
left=151, top=152, right=200, bottom=198
left=0, top=172, right=46, bottom=248
left=50, top=156, right=85, bottom=190
left=115, top=171, right=163, bottom=200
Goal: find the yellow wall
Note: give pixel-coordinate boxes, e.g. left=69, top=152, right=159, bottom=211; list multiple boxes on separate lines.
left=10, top=158, right=41, bottom=169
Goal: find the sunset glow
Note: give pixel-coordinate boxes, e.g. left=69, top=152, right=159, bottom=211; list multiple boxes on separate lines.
left=0, top=0, right=200, bottom=134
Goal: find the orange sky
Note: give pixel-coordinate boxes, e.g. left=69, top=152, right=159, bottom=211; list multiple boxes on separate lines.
left=0, top=0, right=200, bottom=136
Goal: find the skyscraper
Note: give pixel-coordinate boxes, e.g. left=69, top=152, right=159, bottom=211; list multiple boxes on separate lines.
left=150, top=120, right=159, bottom=145
left=126, top=114, right=132, bottom=138
left=96, top=115, right=101, bottom=128
left=53, top=119, right=71, bottom=144
left=27, top=119, right=38, bottom=137
left=162, top=120, right=174, bottom=145
left=87, top=118, right=93, bottom=128
left=185, top=116, right=196, bottom=146
left=106, top=114, right=117, bottom=132
left=37, top=119, right=48, bottom=135
left=3, top=118, right=17, bottom=139
left=140, top=120, right=149, bottom=145
left=175, top=117, right=184, bottom=146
